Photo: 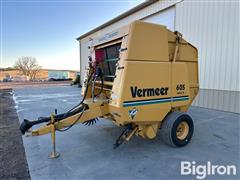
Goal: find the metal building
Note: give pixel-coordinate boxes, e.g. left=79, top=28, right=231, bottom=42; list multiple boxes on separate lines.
left=77, top=0, right=239, bottom=113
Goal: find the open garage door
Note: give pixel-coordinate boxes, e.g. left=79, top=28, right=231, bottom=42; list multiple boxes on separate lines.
left=143, top=6, right=175, bottom=31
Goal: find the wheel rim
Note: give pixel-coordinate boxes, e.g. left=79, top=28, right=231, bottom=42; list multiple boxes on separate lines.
left=176, top=121, right=189, bottom=140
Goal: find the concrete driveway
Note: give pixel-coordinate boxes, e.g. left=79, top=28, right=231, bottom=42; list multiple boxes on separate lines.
left=14, top=86, right=240, bottom=180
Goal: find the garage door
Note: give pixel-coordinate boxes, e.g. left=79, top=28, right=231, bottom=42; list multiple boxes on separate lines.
left=143, top=6, right=175, bottom=31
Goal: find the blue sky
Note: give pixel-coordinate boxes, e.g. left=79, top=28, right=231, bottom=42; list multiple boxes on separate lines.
left=1, top=0, right=143, bottom=70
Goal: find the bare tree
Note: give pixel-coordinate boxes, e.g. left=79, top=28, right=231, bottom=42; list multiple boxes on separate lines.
left=14, top=56, right=41, bottom=81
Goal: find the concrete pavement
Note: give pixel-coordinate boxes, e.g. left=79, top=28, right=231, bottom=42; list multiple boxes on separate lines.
left=14, top=86, right=240, bottom=180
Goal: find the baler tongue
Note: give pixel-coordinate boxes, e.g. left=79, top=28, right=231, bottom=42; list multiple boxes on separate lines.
left=20, top=119, right=34, bottom=135
left=19, top=103, right=87, bottom=135
left=20, top=99, right=107, bottom=136
left=19, top=99, right=109, bottom=158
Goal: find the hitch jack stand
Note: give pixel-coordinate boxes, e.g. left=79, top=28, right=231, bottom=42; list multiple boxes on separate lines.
left=114, top=126, right=138, bottom=149
left=49, top=113, right=60, bottom=159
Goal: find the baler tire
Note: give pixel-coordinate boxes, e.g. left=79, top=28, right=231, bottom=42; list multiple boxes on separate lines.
left=159, top=111, right=194, bottom=147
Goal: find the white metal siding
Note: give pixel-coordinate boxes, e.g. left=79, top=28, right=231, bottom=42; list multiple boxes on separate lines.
left=193, top=89, right=239, bottom=113
left=175, top=0, right=239, bottom=91
left=143, top=6, right=175, bottom=31
left=80, top=40, right=92, bottom=82
left=100, top=0, right=179, bottom=34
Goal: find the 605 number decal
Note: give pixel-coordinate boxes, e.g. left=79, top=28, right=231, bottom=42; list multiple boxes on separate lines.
left=176, top=84, right=185, bottom=91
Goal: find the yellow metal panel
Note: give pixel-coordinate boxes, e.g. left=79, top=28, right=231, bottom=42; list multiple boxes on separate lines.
left=167, top=30, right=188, bottom=44
left=171, top=62, right=190, bottom=108
left=110, top=61, right=171, bottom=123
left=178, top=44, right=198, bottom=61
left=126, top=21, right=169, bottom=61
left=169, top=43, right=197, bottom=62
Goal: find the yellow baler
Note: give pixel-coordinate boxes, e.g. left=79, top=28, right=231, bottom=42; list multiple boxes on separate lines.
left=20, top=21, right=199, bottom=153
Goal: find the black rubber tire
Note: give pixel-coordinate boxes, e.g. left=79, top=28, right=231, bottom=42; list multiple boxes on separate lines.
left=160, top=111, right=194, bottom=147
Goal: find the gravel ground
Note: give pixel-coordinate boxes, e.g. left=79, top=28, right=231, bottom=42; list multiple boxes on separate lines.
left=0, top=89, right=30, bottom=179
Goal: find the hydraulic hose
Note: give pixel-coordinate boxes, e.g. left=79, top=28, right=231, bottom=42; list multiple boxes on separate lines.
left=56, top=106, right=86, bottom=132
left=91, top=67, right=104, bottom=102
left=37, top=70, right=93, bottom=122
left=20, top=71, right=94, bottom=135
left=66, top=71, right=94, bottom=113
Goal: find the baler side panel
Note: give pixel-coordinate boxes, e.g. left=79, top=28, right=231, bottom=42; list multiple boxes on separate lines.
left=112, top=61, right=171, bottom=124
left=167, top=30, right=199, bottom=104
left=171, top=62, right=191, bottom=109
left=126, top=21, right=169, bottom=62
